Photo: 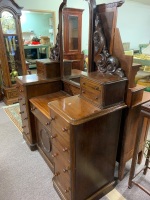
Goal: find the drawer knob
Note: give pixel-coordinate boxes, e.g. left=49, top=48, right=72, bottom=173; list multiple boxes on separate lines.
left=45, top=122, right=50, bottom=126
left=95, top=86, right=99, bottom=90
left=19, top=111, right=24, bottom=114
left=95, top=97, right=98, bottom=100
left=52, top=153, right=58, bottom=158
left=62, top=127, right=68, bottom=132
left=20, top=90, right=23, bottom=92
left=82, top=82, right=85, bottom=85
left=62, top=147, right=68, bottom=152
left=31, top=107, right=36, bottom=111
left=50, top=117, right=55, bottom=121
left=22, top=103, right=26, bottom=106
left=24, top=117, right=28, bottom=120
left=22, top=125, right=26, bottom=128
left=64, top=187, right=70, bottom=193
left=51, top=134, right=57, bottom=139
left=63, top=166, right=70, bottom=173
left=82, top=90, right=85, bottom=94
left=54, top=172, right=60, bottom=177
left=18, top=98, right=22, bottom=101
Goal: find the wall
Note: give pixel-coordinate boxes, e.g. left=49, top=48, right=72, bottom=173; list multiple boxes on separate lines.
left=97, top=0, right=150, bottom=49
left=21, top=12, right=53, bottom=43
left=15, top=0, right=150, bottom=50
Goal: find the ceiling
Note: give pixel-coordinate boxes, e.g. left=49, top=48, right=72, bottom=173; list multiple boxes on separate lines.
left=130, top=0, right=150, bottom=6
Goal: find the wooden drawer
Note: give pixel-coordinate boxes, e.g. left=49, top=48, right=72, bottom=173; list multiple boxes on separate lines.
left=80, top=72, right=127, bottom=108
left=50, top=110, right=70, bottom=143
left=17, top=83, right=25, bottom=97
left=53, top=177, right=71, bottom=200
left=80, top=76, right=102, bottom=92
left=81, top=87, right=102, bottom=106
left=30, top=104, right=51, bottom=132
left=52, top=145, right=70, bottom=182
left=51, top=127, right=70, bottom=162
left=52, top=143, right=70, bottom=165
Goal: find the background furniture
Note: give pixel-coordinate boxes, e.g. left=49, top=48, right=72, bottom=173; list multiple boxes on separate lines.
left=24, top=44, right=50, bottom=69
left=16, top=74, right=62, bottom=150
left=128, top=101, right=150, bottom=196
left=63, top=8, right=84, bottom=71
left=0, top=0, right=27, bottom=105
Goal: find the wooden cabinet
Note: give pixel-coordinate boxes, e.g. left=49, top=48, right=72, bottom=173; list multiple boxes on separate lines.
left=0, top=0, right=27, bottom=105
left=49, top=94, right=126, bottom=200
left=36, top=59, right=60, bottom=79
left=29, top=91, right=69, bottom=170
left=63, top=8, right=84, bottom=71
left=16, top=74, right=62, bottom=150
left=80, top=71, right=126, bottom=108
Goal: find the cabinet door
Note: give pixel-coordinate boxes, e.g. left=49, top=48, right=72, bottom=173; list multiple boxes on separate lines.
left=0, top=0, right=27, bottom=88
left=63, top=8, right=83, bottom=54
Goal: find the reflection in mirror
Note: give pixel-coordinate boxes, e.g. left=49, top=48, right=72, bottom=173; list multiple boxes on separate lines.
left=62, top=3, right=89, bottom=78
left=21, top=10, right=55, bottom=45
left=68, top=15, right=78, bottom=51
left=20, top=10, right=55, bottom=70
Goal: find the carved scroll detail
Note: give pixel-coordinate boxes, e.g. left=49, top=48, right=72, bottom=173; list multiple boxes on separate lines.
left=94, top=14, right=125, bottom=77
left=50, top=26, right=60, bottom=61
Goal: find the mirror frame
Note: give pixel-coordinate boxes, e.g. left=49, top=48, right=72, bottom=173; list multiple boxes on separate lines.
left=59, top=0, right=96, bottom=78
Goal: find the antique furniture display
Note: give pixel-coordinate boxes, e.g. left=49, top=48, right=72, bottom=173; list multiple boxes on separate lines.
left=30, top=91, right=69, bottom=171
left=49, top=96, right=125, bottom=200
left=16, top=74, right=62, bottom=150
left=0, top=0, right=27, bottom=105
left=128, top=101, right=150, bottom=196
left=16, top=0, right=150, bottom=199
left=63, top=8, right=84, bottom=71
left=24, top=44, right=50, bottom=69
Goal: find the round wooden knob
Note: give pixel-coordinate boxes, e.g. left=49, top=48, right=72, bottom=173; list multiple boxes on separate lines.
left=52, top=153, right=58, bottom=158
left=62, top=127, right=68, bottom=132
left=62, top=147, right=68, bottom=152
left=51, top=134, right=57, bottom=139
left=54, top=172, right=60, bottom=177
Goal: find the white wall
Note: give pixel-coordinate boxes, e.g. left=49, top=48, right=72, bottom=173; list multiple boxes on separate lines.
left=97, top=0, right=150, bottom=49
left=15, top=0, right=150, bottom=50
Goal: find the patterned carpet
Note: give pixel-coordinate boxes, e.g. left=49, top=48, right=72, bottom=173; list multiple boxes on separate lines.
left=3, top=103, right=22, bottom=133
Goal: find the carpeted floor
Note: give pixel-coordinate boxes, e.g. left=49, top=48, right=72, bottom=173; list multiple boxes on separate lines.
left=0, top=101, right=150, bottom=200
left=3, top=103, right=22, bottom=132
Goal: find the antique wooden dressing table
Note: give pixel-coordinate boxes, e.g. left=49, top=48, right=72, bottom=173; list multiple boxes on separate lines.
left=16, top=0, right=150, bottom=199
